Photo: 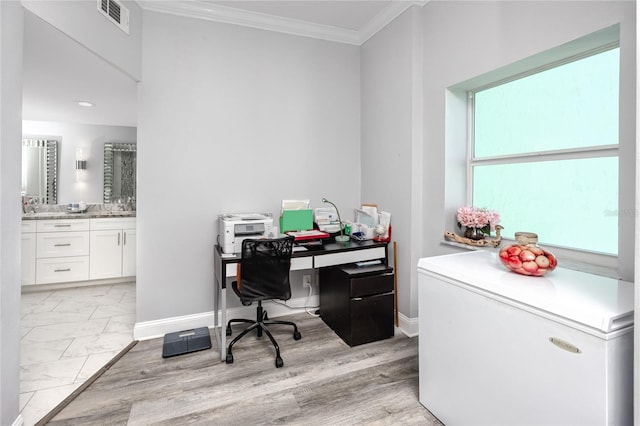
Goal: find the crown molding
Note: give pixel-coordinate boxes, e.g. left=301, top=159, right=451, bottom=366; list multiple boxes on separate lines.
left=358, top=1, right=414, bottom=45
left=137, top=0, right=428, bottom=46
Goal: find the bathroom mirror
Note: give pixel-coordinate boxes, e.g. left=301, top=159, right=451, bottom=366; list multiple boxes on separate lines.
left=103, top=142, right=136, bottom=203
left=22, top=138, right=58, bottom=204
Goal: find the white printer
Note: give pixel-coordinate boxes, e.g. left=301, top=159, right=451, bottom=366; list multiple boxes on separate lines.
left=218, top=213, right=275, bottom=254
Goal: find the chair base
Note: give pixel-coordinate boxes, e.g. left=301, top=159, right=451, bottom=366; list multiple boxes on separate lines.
left=225, top=302, right=301, bottom=368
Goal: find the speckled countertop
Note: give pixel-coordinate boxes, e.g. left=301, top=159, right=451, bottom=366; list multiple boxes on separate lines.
left=22, top=211, right=136, bottom=220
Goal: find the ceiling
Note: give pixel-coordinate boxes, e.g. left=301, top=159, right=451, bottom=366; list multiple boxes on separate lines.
left=212, top=1, right=397, bottom=31
left=22, top=1, right=421, bottom=128
left=22, top=11, right=138, bottom=128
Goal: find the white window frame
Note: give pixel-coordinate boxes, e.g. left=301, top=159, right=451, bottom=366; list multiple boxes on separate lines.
left=466, top=43, right=620, bottom=274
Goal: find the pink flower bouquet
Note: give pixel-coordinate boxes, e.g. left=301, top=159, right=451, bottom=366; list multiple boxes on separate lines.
left=456, top=206, right=501, bottom=235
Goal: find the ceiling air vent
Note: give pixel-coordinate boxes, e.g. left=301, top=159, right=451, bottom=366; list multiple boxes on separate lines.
left=98, top=0, right=130, bottom=35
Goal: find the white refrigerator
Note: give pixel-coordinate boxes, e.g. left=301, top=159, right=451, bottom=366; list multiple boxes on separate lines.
left=417, top=251, right=633, bottom=426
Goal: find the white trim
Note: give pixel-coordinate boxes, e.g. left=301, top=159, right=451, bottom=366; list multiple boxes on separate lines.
left=12, top=414, right=24, bottom=426
left=137, top=0, right=427, bottom=46
left=470, top=144, right=619, bottom=166
left=21, top=277, right=134, bottom=293
left=133, top=295, right=318, bottom=341
left=397, top=312, right=419, bottom=337
left=358, top=2, right=414, bottom=45
left=410, top=5, right=425, bottom=325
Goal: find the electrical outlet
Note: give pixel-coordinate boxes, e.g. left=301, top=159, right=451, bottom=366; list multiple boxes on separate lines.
left=303, top=275, right=312, bottom=288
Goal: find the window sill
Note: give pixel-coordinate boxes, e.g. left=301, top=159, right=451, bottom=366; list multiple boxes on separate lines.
left=440, top=240, right=619, bottom=280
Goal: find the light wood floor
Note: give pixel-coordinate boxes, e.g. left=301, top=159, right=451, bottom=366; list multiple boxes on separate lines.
left=45, top=313, right=443, bottom=425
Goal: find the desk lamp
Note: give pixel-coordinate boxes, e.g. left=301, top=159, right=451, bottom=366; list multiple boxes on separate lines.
left=321, top=198, right=350, bottom=242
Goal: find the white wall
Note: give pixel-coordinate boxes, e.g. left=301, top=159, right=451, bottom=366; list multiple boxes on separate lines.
left=23, top=120, right=136, bottom=204
left=22, top=0, right=142, bottom=81
left=0, top=2, right=23, bottom=424
left=137, top=11, right=361, bottom=325
left=361, top=6, right=422, bottom=322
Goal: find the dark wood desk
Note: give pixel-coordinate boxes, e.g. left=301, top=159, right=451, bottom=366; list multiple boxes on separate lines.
left=213, top=239, right=389, bottom=360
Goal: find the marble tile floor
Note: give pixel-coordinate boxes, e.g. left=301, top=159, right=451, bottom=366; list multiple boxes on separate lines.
left=19, top=282, right=136, bottom=426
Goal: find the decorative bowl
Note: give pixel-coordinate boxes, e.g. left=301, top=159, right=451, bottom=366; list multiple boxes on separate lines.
left=498, top=232, right=557, bottom=277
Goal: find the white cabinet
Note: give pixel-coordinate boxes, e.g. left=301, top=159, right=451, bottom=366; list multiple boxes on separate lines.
left=34, top=219, right=90, bottom=284
left=121, top=228, right=137, bottom=277
left=90, top=218, right=136, bottom=280
left=21, top=216, right=136, bottom=286
left=21, top=221, right=37, bottom=285
left=417, top=251, right=634, bottom=426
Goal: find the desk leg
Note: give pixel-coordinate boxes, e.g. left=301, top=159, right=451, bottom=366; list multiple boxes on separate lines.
left=213, top=280, right=227, bottom=361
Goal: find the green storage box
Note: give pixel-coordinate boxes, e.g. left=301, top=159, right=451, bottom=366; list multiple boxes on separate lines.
left=280, top=209, right=313, bottom=232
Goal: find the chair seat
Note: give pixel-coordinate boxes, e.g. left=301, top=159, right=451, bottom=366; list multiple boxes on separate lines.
left=231, top=281, right=252, bottom=306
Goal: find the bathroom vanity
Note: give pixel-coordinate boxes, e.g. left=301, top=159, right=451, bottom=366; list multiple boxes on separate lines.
left=22, top=211, right=136, bottom=286
left=417, top=251, right=633, bottom=426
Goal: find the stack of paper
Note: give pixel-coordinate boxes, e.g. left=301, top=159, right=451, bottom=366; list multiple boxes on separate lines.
left=286, top=229, right=330, bottom=241
left=314, top=207, right=341, bottom=233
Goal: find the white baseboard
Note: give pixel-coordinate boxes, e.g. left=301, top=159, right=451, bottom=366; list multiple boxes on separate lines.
left=133, top=295, right=419, bottom=341
left=133, top=295, right=319, bottom=341
left=133, top=311, right=214, bottom=341
left=397, top=312, right=419, bottom=337
left=21, top=277, right=134, bottom=293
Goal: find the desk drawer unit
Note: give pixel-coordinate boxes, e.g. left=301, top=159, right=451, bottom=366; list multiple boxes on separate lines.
left=320, top=263, right=394, bottom=347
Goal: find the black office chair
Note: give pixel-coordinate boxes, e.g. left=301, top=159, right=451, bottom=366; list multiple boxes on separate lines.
left=225, top=236, right=301, bottom=367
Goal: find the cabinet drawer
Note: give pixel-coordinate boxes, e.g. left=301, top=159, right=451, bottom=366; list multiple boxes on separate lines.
left=90, top=217, right=136, bottom=231
left=314, top=247, right=386, bottom=268
left=351, top=272, right=394, bottom=298
left=22, top=221, right=37, bottom=233
left=37, top=219, right=90, bottom=232
left=36, top=256, right=89, bottom=284
left=350, top=292, right=395, bottom=346
left=37, top=232, right=90, bottom=258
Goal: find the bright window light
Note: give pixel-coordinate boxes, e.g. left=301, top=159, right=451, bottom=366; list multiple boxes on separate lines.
left=470, top=46, right=619, bottom=255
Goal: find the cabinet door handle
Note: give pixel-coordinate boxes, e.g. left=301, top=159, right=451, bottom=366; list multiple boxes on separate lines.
left=54, top=268, right=71, bottom=272
left=54, top=224, right=71, bottom=227
left=54, top=243, right=71, bottom=247
left=118, top=233, right=121, bottom=246
left=124, top=231, right=127, bottom=245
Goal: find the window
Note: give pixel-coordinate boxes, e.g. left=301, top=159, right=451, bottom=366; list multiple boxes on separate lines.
left=469, top=46, right=620, bottom=255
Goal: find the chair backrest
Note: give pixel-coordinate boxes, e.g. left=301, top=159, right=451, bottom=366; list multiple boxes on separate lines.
left=238, top=236, right=295, bottom=303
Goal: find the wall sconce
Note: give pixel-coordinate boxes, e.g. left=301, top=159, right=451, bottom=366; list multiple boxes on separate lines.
left=75, top=147, right=86, bottom=182
left=321, top=197, right=350, bottom=242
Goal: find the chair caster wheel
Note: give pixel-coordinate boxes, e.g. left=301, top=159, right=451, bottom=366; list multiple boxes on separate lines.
left=226, top=353, right=234, bottom=364
left=226, top=326, right=232, bottom=336
left=275, top=356, right=283, bottom=368
left=293, top=331, right=301, bottom=340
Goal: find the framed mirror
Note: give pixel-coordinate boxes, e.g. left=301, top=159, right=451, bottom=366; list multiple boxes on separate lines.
left=103, top=142, right=136, bottom=203
left=21, top=138, right=58, bottom=204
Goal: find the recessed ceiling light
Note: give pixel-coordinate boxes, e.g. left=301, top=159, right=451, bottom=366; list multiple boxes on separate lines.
left=77, top=101, right=94, bottom=107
